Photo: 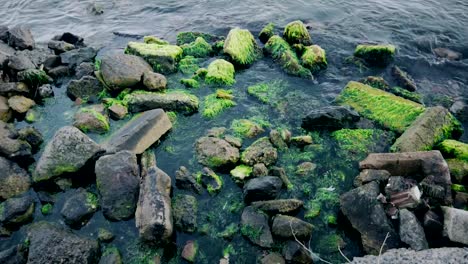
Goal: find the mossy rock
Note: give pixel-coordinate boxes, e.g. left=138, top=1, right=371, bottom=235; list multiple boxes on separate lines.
left=332, top=128, right=394, bottom=160
left=196, top=168, right=223, bottom=194
left=143, top=36, right=169, bottom=45
left=241, top=137, right=278, bottom=166
left=125, top=90, right=199, bottom=114
left=230, top=118, right=266, bottom=138
left=223, top=28, right=262, bottom=66
left=447, top=159, right=468, bottom=184
left=180, top=78, right=200, bottom=88
left=259, top=23, right=275, bottom=44
left=176, top=32, right=220, bottom=45
left=202, top=89, right=236, bottom=118
left=205, top=59, right=235, bottom=86
left=390, top=86, right=423, bottom=104
left=73, top=106, right=110, bottom=134
left=354, top=44, right=396, bottom=67
left=336, top=81, right=425, bottom=133
left=181, top=37, right=212, bottom=58
left=264, top=35, right=312, bottom=78
left=230, top=165, right=253, bottom=183
left=178, top=56, right=200, bottom=74
left=360, top=76, right=390, bottom=90
left=126, top=41, right=183, bottom=73
left=283, top=20, right=312, bottom=46
left=301, top=45, right=327, bottom=73
left=438, top=140, right=468, bottom=161
left=17, top=69, right=52, bottom=88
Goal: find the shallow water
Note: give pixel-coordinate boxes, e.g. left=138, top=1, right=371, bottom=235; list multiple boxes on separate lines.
left=1, top=0, right=468, bottom=263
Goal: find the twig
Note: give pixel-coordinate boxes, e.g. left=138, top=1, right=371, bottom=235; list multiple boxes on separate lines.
left=338, top=244, right=351, bottom=263
left=289, top=221, right=333, bottom=264
left=377, top=232, right=390, bottom=264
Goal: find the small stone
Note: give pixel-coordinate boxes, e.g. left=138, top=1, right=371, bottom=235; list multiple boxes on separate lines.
left=270, top=129, right=288, bottom=150
left=75, top=62, right=95, bottom=79
left=108, top=104, right=128, bottom=120
left=99, top=53, right=152, bottom=90
left=392, top=66, right=417, bottom=92
left=8, top=95, right=35, bottom=114
left=143, top=71, right=167, bottom=91
left=181, top=241, right=198, bottom=263
left=18, top=126, right=43, bottom=149
left=251, top=199, right=303, bottom=215
left=195, top=136, right=240, bottom=169
left=241, top=137, right=278, bottom=166
left=8, top=25, right=35, bottom=50
left=252, top=163, right=268, bottom=177
left=271, top=214, right=313, bottom=239
left=0, top=156, right=31, bottom=200
left=37, top=84, right=54, bottom=98
left=243, top=176, right=282, bottom=203
left=97, top=228, right=114, bottom=242
left=0, top=193, right=34, bottom=226
left=434, top=47, right=462, bottom=61
left=302, top=106, right=360, bottom=131
left=296, top=162, right=317, bottom=176
left=224, top=135, right=242, bottom=148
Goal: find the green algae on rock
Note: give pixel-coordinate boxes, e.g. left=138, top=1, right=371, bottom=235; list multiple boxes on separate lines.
left=125, top=90, right=199, bottom=114
left=283, top=20, right=312, bottom=46
left=205, top=59, right=235, bottom=85
left=360, top=76, right=390, bottom=90
left=446, top=159, right=468, bottom=183
left=332, top=128, right=394, bottom=159
left=259, top=23, right=275, bottom=44
left=336, top=81, right=425, bottom=133
left=202, top=89, right=236, bottom=118
left=143, top=35, right=169, bottom=45
left=196, top=168, right=223, bottom=194
left=180, top=78, right=200, bottom=88
left=301, top=45, right=327, bottom=73
left=181, top=37, right=212, bottom=58
left=192, top=68, right=208, bottom=80
left=230, top=118, right=266, bottom=138
left=126, top=41, right=183, bottom=73
left=17, top=69, right=52, bottom=88
left=354, top=44, right=396, bottom=66
left=230, top=165, right=253, bottom=183
left=241, top=137, right=278, bottom=166
left=389, top=86, right=423, bottom=104
left=264, top=35, right=312, bottom=78
left=73, top=106, right=110, bottom=134
left=176, top=32, right=220, bottom=45
left=438, top=140, right=468, bottom=161
left=223, top=28, right=261, bottom=66
left=178, top=56, right=200, bottom=74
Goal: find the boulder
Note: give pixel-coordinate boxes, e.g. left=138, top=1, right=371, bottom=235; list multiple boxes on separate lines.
left=230, top=165, right=253, bottom=183
left=60, top=47, right=96, bottom=69
left=173, top=194, right=197, bottom=233
left=399, top=209, right=428, bottom=250
left=283, top=20, right=312, bottom=45
left=43, top=55, right=61, bottom=71
left=243, top=176, right=282, bottom=203
left=0, top=82, right=29, bottom=97
left=251, top=199, right=303, bottom=215
left=33, top=126, right=104, bottom=182
left=37, top=84, right=54, bottom=99
left=340, top=181, right=400, bottom=254
left=8, top=95, right=35, bottom=114
left=301, top=106, right=360, bottom=131
left=95, top=151, right=139, bottom=221
left=438, top=139, right=468, bottom=161
left=392, top=66, right=417, bottom=91
left=27, top=221, right=99, bottom=264
left=223, top=28, right=261, bottom=66
left=135, top=150, right=173, bottom=242
left=205, top=59, right=235, bottom=85
left=282, top=240, right=313, bottom=264
left=241, top=137, right=278, bottom=166
left=270, top=129, right=288, bottom=150
left=447, top=159, right=468, bottom=183
left=0, top=193, right=34, bottom=226
left=241, top=206, right=274, bottom=248
left=391, top=107, right=462, bottom=152
left=442, top=206, right=468, bottom=245
left=8, top=25, right=35, bottom=50
left=271, top=215, right=313, bottom=239
left=0, top=244, right=27, bottom=264
left=354, top=44, right=396, bottom=67
left=17, top=69, right=52, bottom=87
left=0, top=156, right=31, bottom=200
left=175, top=166, right=203, bottom=194
left=7, top=54, right=35, bottom=71
left=0, top=120, right=32, bottom=159
left=126, top=41, right=183, bottom=73
left=104, top=109, right=172, bottom=154
left=354, top=169, right=391, bottom=187
left=73, top=104, right=110, bottom=134
left=195, top=136, right=240, bottom=168
left=67, top=76, right=103, bottom=101
left=60, top=188, right=98, bottom=227
left=125, top=90, right=199, bottom=114
left=143, top=71, right=167, bottom=91
left=47, top=65, right=70, bottom=78
left=98, top=53, right=151, bottom=90
left=0, top=95, right=12, bottom=122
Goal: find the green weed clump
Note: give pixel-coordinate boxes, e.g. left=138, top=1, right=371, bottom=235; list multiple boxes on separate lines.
left=223, top=28, right=261, bottom=66
left=205, top=59, right=235, bottom=85
left=181, top=37, right=212, bottom=57
left=202, top=89, right=236, bottom=118
left=283, top=20, right=312, bottom=45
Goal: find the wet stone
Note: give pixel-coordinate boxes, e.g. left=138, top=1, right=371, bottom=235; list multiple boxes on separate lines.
left=175, top=166, right=203, bottom=194
left=8, top=25, right=35, bottom=50
left=67, top=76, right=103, bottom=101
left=241, top=206, right=274, bottom=248
left=173, top=194, right=197, bottom=233
left=0, top=193, right=34, bottom=226
left=399, top=209, right=428, bottom=251
left=60, top=188, right=98, bottom=227
left=302, top=106, right=360, bottom=131
left=271, top=214, right=313, bottom=239
left=108, top=104, right=128, bottom=120
left=252, top=163, right=268, bottom=177
left=243, top=176, right=282, bottom=203
left=251, top=199, right=303, bottom=215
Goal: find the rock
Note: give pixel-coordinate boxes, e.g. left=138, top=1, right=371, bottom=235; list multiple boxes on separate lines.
left=67, top=76, right=103, bottom=101
left=243, top=176, right=282, bottom=203
left=173, top=194, right=197, bottom=233
left=360, top=76, right=390, bottom=90
left=450, top=100, right=468, bottom=122
left=47, top=65, right=70, bottom=78
left=290, top=135, right=313, bottom=148
left=0, top=156, right=31, bottom=199
left=282, top=240, right=313, bottom=264
left=95, top=151, right=139, bottom=221
left=75, top=62, right=94, bottom=79
left=0, top=95, right=12, bottom=121
left=98, top=53, right=151, bottom=90
left=223, top=28, right=261, bottom=66
left=230, top=165, right=253, bottom=183
left=0, top=193, right=34, bottom=226
left=97, top=228, right=114, bottom=242
left=241, top=137, right=278, bottom=166
left=0, top=82, right=29, bottom=97
left=260, top=252, right=285, bottom=264
left=108, top=104, right=128, bottom=120
left=301, top=106, right=360, bottom=131
left=27, top=221, right=99, bottom=264
left=195, top=136, right=240, bottom=169
left=224, top=135, right=242, bottom=148
left=392, top=66, right=417, bottom=92
left=73, top=104, right=110, bottom=134
left=126, top=41, right=183, bottom=73
left=54, top=32, right=85, bottom=46
left=349, top=247, right=468, bottom=263
left=340, top=181, right=400, bottom=254
left=391, top=107, right=462, bottom=152
left=354, top=169, right=391, bottom=187
left=7, top=54, right=35, bottom=71
left=0, top=26, right=8, bottom=42
left=296, top=162, right=317, bottom=176
left=447, top=159, right=468, bottom=183
left=48, top=40, right=75, bottom=54
left=0, top=121, right=32, bottom=159
left=301, top=45, right=327, bottom=74
left=399, top=209, right=428, bottom=250
left=33, top=126, right=104, bottom=182
left=270, top=129, right=288, bottom=150
left=259, top=23, right=275, bottom=44
left=438, top=139, right=468, bottom=161
left=60, top=188, right=98, bottom=227
left=252, top=163, right=268, bottom=177
left=442, top=206, right=468, bottom=245
left=283, top=20, right=312, bottom=45
left=104, top=109, right=172, bottom=154
left=143, top=71, right=167, bottom=91
left=181, top=240, right=198, bottom=262
left=37, top=84, right=54, bottom=98
left=434, top=48, right=462, bottom=61
left=7, top=95, right=35, bottom=114
left=60, top=47, right=96, bottom=69
left=181, top=37, right=212, bottom=58
left=241, top=206, right=274, bottom=248
left=43, top=55, right=61, bottom=71
left=271, top=214, right=313, bottom=239
left=252, top=199, right=303, bottom=215
left=126, top=90, right=199, bottom=114
left=175, top=166, right=203, bottom=194
left=17, top=69, right=52, bottom=87
left=205, top=59, right=236, bottom=85
left=423, top=210, right=443, bottom=233
left=17, top=47, right=53, bottom=67
left=197, top=167, right=223, bottom=194
left=135, top=150, right=173, bottom=242
left=8, top=25, right=35, bottom=50
left=337, top=81, right=425, bottom=133
left=270, top=166, right=292, bottom=189
left=230, top=119, right=265, bottom=138
left=99, top=247, right=122, bottom=264
left=0, top=244, right=27, bottom=264
left=354, top=44, right=396, bottom=67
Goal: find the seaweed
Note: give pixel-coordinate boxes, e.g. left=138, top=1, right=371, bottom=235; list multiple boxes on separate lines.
left=301, top=45, right=327, bottom=73
left=181, top=37, right=213, bottom=57
left=205, top=59, right=235, bottom=85
left=354, top=44, right=396, bottom=66
left=202, top=89, right=236, bottom=118
left=223, top=28, right=261, bottom=66
left=283, top=20, right=312, bottom=45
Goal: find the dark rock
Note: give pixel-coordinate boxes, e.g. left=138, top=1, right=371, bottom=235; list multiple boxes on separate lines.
left=260, top=252, right=285, bottom=264
left=241, top=206, right=273, bottom=248
left=43, top=55, right=61, bottom=72
left=241, top=137, right=278, bottom=166
left=251, top=199, right=303, bottom=215
left=7, top=54, right=35, bottom=71
left=47, top=65, right=70, bottom=78
left=56, top=32, right=85, bottom=46
left=0, top=120, right=32, bottom=159
left=385, top=176, right=413, bottom=195
left=195, top=136, right=240, bottom=169
left=173, top=194, right=197, bottom=233
left=434, top=48, right=462, bottom=61
left=75, top=62, right=95, bottom=79
left=301, top=106, right=360, bottom=131
left=95, top=151, right=139, bottom=221
left=16, top=47, right=52, bottom=66
left=27, top=221, right=99, bottom=264
left=104, top=109, right=172, bottom=154
left=0, top=82, right=29, bottom=96
left=0, top=244, right=27, bottom=264
left=17, top=69, right=52, bottom=87
left=340, top=181, right=400, bottom=254
left=269, top=166, right=292, bottom=189
left=0, top=193, right=34, bottom=226
left=33, top=126, right=104, bottom=182
left=37, top=84, right=54, bottom=98
left=60, top=47, right=96, bottom=69
left=67, top=76, right=103, bottom=101
left=143, top=71, right=167, bottom=91
left=0, top=26, right=8, bottom=42
left=175, top=166, right=202, bottom=194
left=108, top=104, right=127, bottom=120
left=450, top=100, right=468, bottom=122
left=252, top=163, right=268, bottom=177
left=442, top=206, right=468, bottom=245
left=270, top=129, right=288, bottom=150
left=282, top=240, right=313, bottom=264
left=243, top=176, right=282, bottom=203
left=98, top=53, right=151, bottom=90
left=349, top=247, right=468, bottom=263
left=271, top=214, right=313, bottom=239
left=399, top=209, right=428, bottom=251
left=0, top=95, right=11, bottom=122
left=99, top=248, right=122, bottom=264
left=423, top=210, right=443, bottom=233
left=18, top=126, right=43, bottom=150
left=8, top=25, right=35, bottom=50
left=36, top=191, right=55, bottom=204
left=392, top=66, right=417, bottom=91
left=135, top=150, right=173, bottom=242
left=454, top=191, right=468, bottom=209
left=48, top=40, right=75, bottom=54
left=60, top=188, right=98, bottom=227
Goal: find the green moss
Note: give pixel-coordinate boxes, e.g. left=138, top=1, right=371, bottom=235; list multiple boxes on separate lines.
left=41, top=203, right=53, bottom=215
left=332, top=129, right=391, bottom=159
left=390, top=86, right=423, bottom=103
left=301, top=45, right=327, bottom=73
left=305, top=200, right=321, bottom=219
left=217, top=223, right=239, bottom=240
left=360, top=76, right=390, bottom=90
left=447, top=159, right=468, bottom=183
left=205, top=59, right=235, bottom=86
left=316, top=234, right=345, bottom=254
left=25, top=109, right=37, bottom=123
left=283, top=20, right=312, bottom=45
left=326, top=214, right=338, bottom=225
left=212, top=40, right=225, bottom=54
left=17, top=69, right=51, bottom=87
left=181, top=37, right=212, bottom=58
left=180, top=78, right=200, bottom=88
left=178, top=56, right=200, bottom=74
left=223, top=28, right=261, bottom=66
left=94, top=58, right=101, bottom=71
left=241, top=224, right=263, bottom=241
left=126, top=41, right=183, bottom=73
left=202, top=89, right=236, bottom=118
left=452, top=184, right=468, bottom=193
left=354, top=44, right=396, bottom=66
left=223, top=244, right=235, bottom=258
left=438, top=140, right=468, bottom=161
left=230, top=118, right=266, bottom=138
left=196, top=170, right=223, bottom=194
left=336, top=81, right=425, bottom=133
left=264, top=35, right=312, bottom=78
left=192, top=68, right=208, bottom=80
left=230, top=165, right=253, bottom=183
left=176, top=32, right=218, bottom=45
left=86, top=192, right=98, bottom=210
left=143, top=35, right=169, bottom=45
left=77, top=108, right=110, bottom=132
left=167, top=111, right=177, bottom=124
left=53, top=165, right=77, bottom=175
left=247, top=80, right=286, bottom=106
left=259, top=23, right=275, bottom=43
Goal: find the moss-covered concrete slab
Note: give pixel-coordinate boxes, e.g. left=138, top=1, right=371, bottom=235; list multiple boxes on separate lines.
left=126, top=41, right=183, bottom=73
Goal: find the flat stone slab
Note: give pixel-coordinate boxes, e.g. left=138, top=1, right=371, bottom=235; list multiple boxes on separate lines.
left=350, top=247, right=468, bottom=263
left=104, top=109, right=172, bottom=154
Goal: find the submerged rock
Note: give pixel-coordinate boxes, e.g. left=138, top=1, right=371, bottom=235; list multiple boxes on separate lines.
left=399, top=209, right=428, bottom=251
left=241, top=206, right=274, bottom=248
left=0, top=193, right=34, bottom=226
left=126, top=41, right=183, bottom=73
left=354, top=44, right=396, bottom=66
left=135, top=150, right=173, bottom=242
left=360, top=76, right=390, bottom=90
left=33, top=126, right=104, bottom=182
left=95, top=151, right=139, bottom=221
left=99, top=247, right=122, bottom=264
left=104, top=109, right=172, bottom=154
left=260, top=253, right=285, bottom=264
left=243, top=176, right=282, bottom=203
left=8, top=25, right=35, bottom=50
left=433, top=47, right=462, bottom=61
left=172, top=194, right=197, bottom=233
left=67, top=76, right=103, bottom=101
left=271, top=214, right=313, bottom=239
left=259, top=23, right=275, bottom=44
left=126, top=90, right=199, bottom=114
left=0, top=156, right=31, bottom=200
left=205, top=59, right=235, bottom=85
left=283, top=20, right=312, bottom=46
left=175, top=166, right=203, bottom=194
left=98, top=53, right=152, bottom=90
left=241, top=137, right=278, bottom=166
left=301, top=106, right=360, bottom=131
left=195, top=136, right=240, bottom=169
left=196, top=167, right=223, bottom=194
left=251, top=199, right=303, bottom=215
left=60, top=188, right=98, bottom=227
left=301, top=45, right=327, bottom=73
left=27, top=221, right=99, bottom=264
left=223, top=28, right=261, bottom=66
left=73, top=104, right=110, bottom=134
left=392, top=66, right=417, bottom=92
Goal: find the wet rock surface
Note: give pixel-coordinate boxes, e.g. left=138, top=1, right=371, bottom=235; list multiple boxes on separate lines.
left=243, top=176, right=282, bottom=203
left=302, top=106, right=360, bottom=131
left=0, top=156, right=31, bottom=200
left=195, top=136, right=240, bottom=168
left=60, top=188, right=98, bottom=227
left=99, top=53, right=152, bottom=90
left=241, top=206, right=274, bottom=248
left=271, top=214, right=313, bottom=239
